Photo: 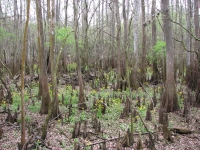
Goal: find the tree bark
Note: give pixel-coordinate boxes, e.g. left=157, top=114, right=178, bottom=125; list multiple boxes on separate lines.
left=36, top=0, right=51, bottom=114
left=65, top=0, right=68, bottom=26
left=20, top=0, right=30, bottom=148
left=141, top=0, right=146, bottom=83
left=73, top=0, right=87, bottom=110
left=161, top=0, right=179, bottom=112
left=130, top=0, right=140, bottom=89
left=150, top=0, right=160, bottom=84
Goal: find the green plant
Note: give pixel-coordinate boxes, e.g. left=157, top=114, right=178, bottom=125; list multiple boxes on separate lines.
left=28, top=101, right=40, bottom=113
left=177, top=91, right=184, bottom=108
left=67, top=62, right=77, bottom=72
left=33, top=139, right=42, bottom=150
left=55, top=27, right=75, bottom=46
left=137, top=119, right=147, bottom=133
left=80, top=110, right=87, bottom=121
left=120, top=123, right=129, bottom=131
left=147, top=40, right=166, bottom=63
left=96, top=107, right=103, bottom=118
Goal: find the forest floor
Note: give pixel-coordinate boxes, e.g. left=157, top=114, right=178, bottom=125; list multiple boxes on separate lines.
left=1, top=74, right=200, bottom=150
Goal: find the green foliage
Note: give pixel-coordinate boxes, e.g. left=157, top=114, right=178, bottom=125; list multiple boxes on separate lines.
left=55, top=27, right=75, bottom=45
left=153, top=41, right=166, bottom=55
left=147, top=40, right=166, bottom=63
left=177, top=91, right=184, bottom=109
left=80, top=110, right=87, bottom=121
left=0, top=27, right=14, bottom=40
left=67, top=62, right=77, bottom=72
left=28, top=101, right=40, bottom=113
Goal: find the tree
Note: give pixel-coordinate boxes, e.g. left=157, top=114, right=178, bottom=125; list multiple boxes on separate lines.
left=185, top=0, right=192, bottom=87
left=42, top=0, right=59, bottom=140
left=161, top=0, right=179, bottom=112
left=65, top=0, right=69, bottom=26
left=20, top=0, right=30, bottom=148
left=115, top=0, right=123, bottom=90
left=36, top=0, right=51, bottom=114
left=140, top=0, right=146, bottom=83
left=150, top=0, right=160, bottom=84
left=130, top=0, right=140, bottom=89
left=73, top=0, right=87, bottom=110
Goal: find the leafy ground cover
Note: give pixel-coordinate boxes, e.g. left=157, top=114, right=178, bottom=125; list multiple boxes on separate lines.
left=1, top=73, right=200, bottom=150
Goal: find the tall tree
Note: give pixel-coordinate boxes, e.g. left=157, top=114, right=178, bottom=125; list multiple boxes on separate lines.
left=123, top=0, right=129, bottom=87
left=141, top=0, right=146, bottom=83
left=73, top=0, right=87, bottom=110
left=65, top=0, right=69, bottom=26
left=150, top=0, right=160, bottom=84
left=161, top=0, right=179, bottom=112
left=185, top=0, right=192, bottom=87
left=20, top=0, right=30, bottom=148
left=56, top=0, right=60, bottom=24
left=110, top=1, right=115, bottom=68
left=194, top=0, right=200, bottom=103
left=130, top=0, right=140, bottom=89
left=42, top=0, right=61, bottom=140
left=115, top=0, right=123, bottom=90
left=36, top=0, right=51, bottom=114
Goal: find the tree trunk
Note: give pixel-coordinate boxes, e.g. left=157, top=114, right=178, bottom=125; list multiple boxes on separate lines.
left=161, top=0, right=179, bottom=112
left=20, top=0, right=30, bottom=148
left=65, top=0, right=68, bottom=26
left=73, top=0, right=87, bottom=110
left=151, top=0, right=160, bottom=84
left=115, top=0, right=122, bottom=90
left=36, top=0, right=51, bottom=114
left=141, top=0, right=146, bottom=84
left=194, top=0, right=200, bottom=103
left=41, top=0, right=61, bottom=140
left=131, top=0, right=140, bottom=90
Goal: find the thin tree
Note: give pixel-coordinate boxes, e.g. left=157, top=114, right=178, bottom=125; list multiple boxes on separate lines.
left=185, top=0, right=192, bottom=87
left=65, top=0, right=69, bottom=26
left=41, top=0, right=61, bottom=139
left=161, top=0, right=179, bottom=112
left=73, top=0, right=87, bottom=110
left=115, top=0, right=123, bottom=90
left=20, top=0, right=30, bottom=148
left=141, top=0, right=146, bottom=83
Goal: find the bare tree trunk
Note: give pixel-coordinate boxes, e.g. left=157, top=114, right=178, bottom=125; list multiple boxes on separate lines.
left=141, top=0, right=146, bottom=83
left=110, top=1, right=115, bottom=68
left=150, top=0, right=160, bottom=84
left=115, top=0, right=122, bottom=90
left=56, top=0, right=60, bottom=24
left=65, top=0, right=68, bottom=26
left=73, top=0, right=87, bottom=110
left=161, top=0, right=179, bottom=112
left=194, top=0, right=200, bottom=103
left=42, top=0, right=60, bottom=140
left=130, top=0, right=140, bottom=89
left=123, top=0, right=129, bottom=88
left=20, top=0, right=30, bottom=148
left=36, top=0, right=51, bottom=114
left=13, top=0, right=19, bottom=75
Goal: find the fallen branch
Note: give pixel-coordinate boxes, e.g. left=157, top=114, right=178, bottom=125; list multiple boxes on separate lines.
left=85, top=131, right=161, bottom=147
left=170, top=127, right=193, bottom=134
